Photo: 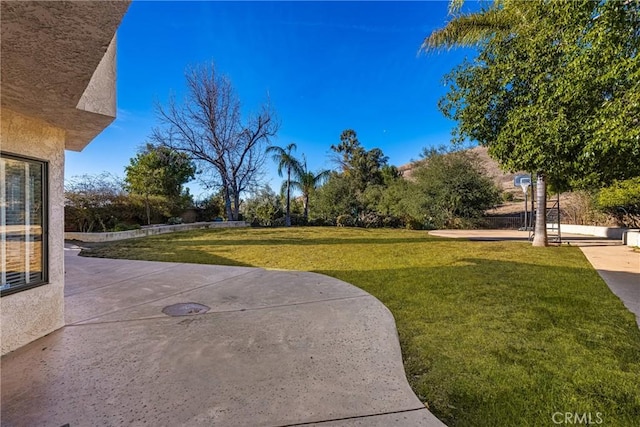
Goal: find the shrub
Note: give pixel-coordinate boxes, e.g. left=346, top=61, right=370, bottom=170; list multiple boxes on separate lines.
left=241, top=185, right=282, bottom=227
left=336, top=214, right=355, bottom=227
left=597, top=178, right=640, bottom=228
left=502, top=191, right=515, bottom=202
left=562, top=191, right=612, bottom=226
left=289, top=214, right=308, bottom=227
left=64, top=173, right=137, bottom=232
left=382, top=215, right=403, bottom=228
left=167, top=217, right=183, bottom=225
left=310, top=217, right=336, bottom=226
left=112, top=223, right=141, bottom=232
left=404, top=217, right=424, bottom=230
left=444, top=217, right=478, bottom=229
left=359, top=212, right=383, bottom=228
left=308, top=218, right=327, bottom=226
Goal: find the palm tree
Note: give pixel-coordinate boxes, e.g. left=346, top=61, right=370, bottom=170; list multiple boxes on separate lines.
left=290, top=156, right=331, bottom=221
left=422, top=0, right=551, bottom=246
left=421, top=1, right=519, bottom=51
left=267, top=143, right=302, bottom=227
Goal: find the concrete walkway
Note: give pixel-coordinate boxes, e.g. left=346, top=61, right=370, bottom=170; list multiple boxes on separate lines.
left=580, top=245, right=640, bottom=328
left=1, top=247, right=444, bottom=426
left=430, top=230, right=640, bottom=328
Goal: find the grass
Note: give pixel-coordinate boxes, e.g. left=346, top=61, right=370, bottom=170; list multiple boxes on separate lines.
left=80, top=227, right=640, bottom=426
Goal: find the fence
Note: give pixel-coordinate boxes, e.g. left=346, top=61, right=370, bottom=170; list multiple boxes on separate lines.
left=480, top=216, right=523, bottom=230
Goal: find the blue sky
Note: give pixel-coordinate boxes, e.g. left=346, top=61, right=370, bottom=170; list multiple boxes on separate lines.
left=65, top=0, right=477, bottom=199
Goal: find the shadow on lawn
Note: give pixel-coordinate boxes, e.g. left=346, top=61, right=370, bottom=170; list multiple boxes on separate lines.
left=144, top=236, right=450, bottom=247
left=77, top=234, right=454, bottom=253
left=316, top=258, right=639, bottom=327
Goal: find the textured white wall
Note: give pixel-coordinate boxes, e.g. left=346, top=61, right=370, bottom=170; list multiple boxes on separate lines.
left=1, top=109, right=66, bottom=355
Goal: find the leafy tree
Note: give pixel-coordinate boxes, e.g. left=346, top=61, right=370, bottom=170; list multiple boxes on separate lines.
left=412, top=149, right=501, bottom=228
left=427, top=0, right=640, bottom=245
left=330, top=129, right=361, bottom=174
left=330, top=129, right=389, bottom=190
left=267, top=143, right=302, bottom=227
left=193, top=190, right=225, bottom=221
left=313, top=146, right=500, bottom=229
left=125, top=144, right=196, bottom=224
left=381, top=165, right=401, bottom=184
left=375, top=176, right=423, bottom=223
left=152, top=63, right=279, bottom=221
left=241, top=185, right=283, bottom=227
left=312, top=173, right=360, bottom=222
left=289, top=156, right=331, bottom=221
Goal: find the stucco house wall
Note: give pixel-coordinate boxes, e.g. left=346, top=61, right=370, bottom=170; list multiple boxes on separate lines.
left=1, top=1, right=130, bottom=356
left=1, top=110, right=66, bottom=354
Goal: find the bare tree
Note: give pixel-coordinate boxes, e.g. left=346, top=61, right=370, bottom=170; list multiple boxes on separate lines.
left=151, top=63, right=278, bottom=220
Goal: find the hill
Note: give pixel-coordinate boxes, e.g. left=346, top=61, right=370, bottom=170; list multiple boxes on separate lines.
left=396, top=147, right=616, bottom=225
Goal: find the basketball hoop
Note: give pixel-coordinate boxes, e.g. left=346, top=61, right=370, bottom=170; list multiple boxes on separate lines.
left=514, top=175, right=532, bottom=230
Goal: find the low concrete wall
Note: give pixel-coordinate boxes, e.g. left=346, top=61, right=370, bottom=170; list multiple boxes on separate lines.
left=65, top=221, right=249, bottom=243
left=624, top=230, right=640, bottom=247
left=550, top=224, right=627, bottom=239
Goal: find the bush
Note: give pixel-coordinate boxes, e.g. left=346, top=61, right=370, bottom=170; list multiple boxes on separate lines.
left=359, top=212, right=383, bottom=228
left=241, top=185, right=283, bottom=227
left=597, top=178, right=640, bottom=228
left=167, top=217, right=183, bottom=225
left=308, top=218, right=327, bottom=226
left=502, top=191, right=515, bottom=202
left=443, top=217, right=477, bottom=229
left=64, top=173, right=137, bottom=232
left=289, top=214, right=308, bottom=226
left=112, top=223, right=141, bottom=232
left=562, top=191, right=613, bottom=226
left=194, top=193, right=225, bottom=222
left=267, top=215, right=307, bottom=227
left=308, top=217, right=336, bottom=227
left=336, top=214, right=355, bottom=227
left=382, top=215, right=403, bottom=228
left=404, top=217, right=424, bottom=230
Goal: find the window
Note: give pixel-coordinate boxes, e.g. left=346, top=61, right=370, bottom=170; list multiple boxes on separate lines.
left=1, top=153, right=48, bottom=296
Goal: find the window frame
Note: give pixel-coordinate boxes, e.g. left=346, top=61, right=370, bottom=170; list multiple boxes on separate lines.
left=1, top=152, right=49, bottom=297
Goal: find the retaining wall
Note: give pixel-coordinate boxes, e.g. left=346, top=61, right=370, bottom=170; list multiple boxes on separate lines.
left=65, top=221, right=249, bottom=242
left=549, top=224, right=627, bottom=240
left=624, top=230, right=640, bottom=247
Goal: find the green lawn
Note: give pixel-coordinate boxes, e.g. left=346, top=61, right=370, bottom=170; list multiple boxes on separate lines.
left=80, top=227, right=640, bottom=426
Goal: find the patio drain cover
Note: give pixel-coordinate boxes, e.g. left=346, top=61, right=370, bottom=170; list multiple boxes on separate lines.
left=162, top=302, right=210, bottom=317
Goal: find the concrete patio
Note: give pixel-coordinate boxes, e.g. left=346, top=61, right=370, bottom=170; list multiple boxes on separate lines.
left=0, top=247, right=444, bottom=426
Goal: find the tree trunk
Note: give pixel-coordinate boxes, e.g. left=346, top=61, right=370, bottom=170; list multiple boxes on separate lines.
left=285, top=168, right=291, bottom=227
left=303, top=194, right=309, bottom=220
left=532, top=172, right=548, bottom=247
left=233, top=191, right=241, bottom=221
left=223, top=184, right=233, bottom=221
left=145, top=193, right=151, bottom=225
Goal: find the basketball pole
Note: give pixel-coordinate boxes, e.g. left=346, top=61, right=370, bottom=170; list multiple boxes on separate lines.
left=523, top=185, right=528, bottom=230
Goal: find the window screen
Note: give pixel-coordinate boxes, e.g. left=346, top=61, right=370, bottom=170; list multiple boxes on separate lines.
left=1, top=153, right=48, bottom=295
